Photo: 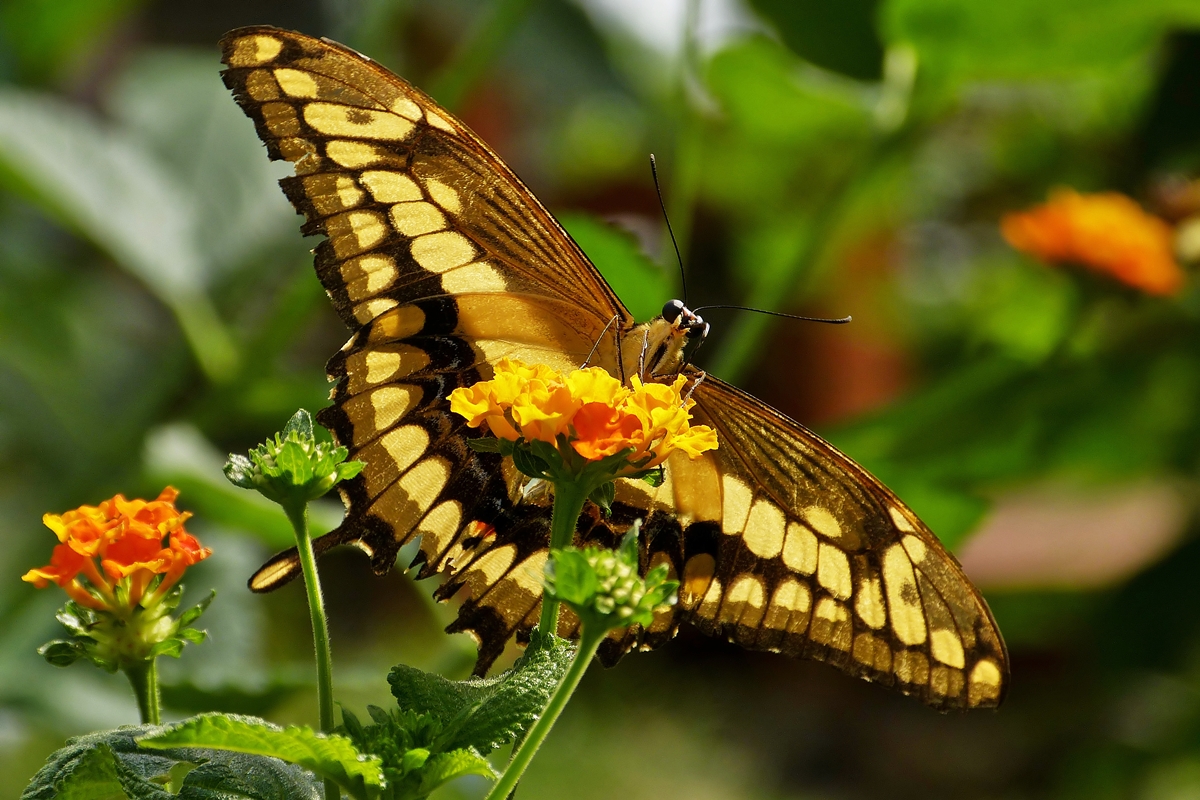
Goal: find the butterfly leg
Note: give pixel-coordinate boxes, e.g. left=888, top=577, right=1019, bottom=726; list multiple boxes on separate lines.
left=582, top=314, right=621, bottom=369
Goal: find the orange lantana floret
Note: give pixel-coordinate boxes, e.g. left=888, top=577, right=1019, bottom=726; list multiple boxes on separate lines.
left=1001, top=188, right=1186, bottom=295
left=449, top=359, right=717, bottom=473
left=23, top=487, right=210, bottom=611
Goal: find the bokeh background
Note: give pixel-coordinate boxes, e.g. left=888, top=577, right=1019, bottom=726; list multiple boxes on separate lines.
left=3, top=0, right=1200, bottom=796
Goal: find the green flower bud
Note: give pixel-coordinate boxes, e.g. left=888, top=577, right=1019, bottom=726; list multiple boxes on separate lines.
left=543, top=526, right=678, bottom=634
left=225, top=409, right=363, bottom=507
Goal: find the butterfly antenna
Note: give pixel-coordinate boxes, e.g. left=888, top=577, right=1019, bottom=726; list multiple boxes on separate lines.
left=692, top=304, right=852, bottom=325
left=650, top=154, right=688, bottom=305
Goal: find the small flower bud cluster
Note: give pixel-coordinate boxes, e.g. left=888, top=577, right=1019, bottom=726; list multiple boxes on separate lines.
left=544, top=529, right=678, bottom=634
left=225, top=409, right=363, bottom=506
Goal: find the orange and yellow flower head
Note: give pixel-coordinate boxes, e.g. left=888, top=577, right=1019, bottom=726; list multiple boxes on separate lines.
left=449, top=359, right=717, bottom=475
left=23, top=487, right=210, bottom=611
left=1002, top=188, right=1186, bottom=296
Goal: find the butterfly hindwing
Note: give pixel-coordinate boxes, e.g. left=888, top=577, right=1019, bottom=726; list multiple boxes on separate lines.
left=221, top=25, right=1008, bottom=710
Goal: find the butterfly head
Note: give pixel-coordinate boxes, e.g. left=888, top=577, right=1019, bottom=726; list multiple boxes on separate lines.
left=626, top=299, right=709, bottom=381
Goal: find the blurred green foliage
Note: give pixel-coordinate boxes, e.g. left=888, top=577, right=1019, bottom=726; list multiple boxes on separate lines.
left=3, top=0, right=1200, bottom=798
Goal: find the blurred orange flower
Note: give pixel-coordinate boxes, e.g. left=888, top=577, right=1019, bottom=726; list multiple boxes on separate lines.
left=1001, top=188, right=1185, bottom=295
left=23, top=487, right=210, bottom=610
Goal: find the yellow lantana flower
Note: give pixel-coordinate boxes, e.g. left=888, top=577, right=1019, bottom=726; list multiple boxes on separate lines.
left=449, top=359, right=717, bottom=475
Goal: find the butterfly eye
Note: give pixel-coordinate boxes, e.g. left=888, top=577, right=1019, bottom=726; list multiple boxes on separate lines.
left=662, top=299, right=685, bottom=323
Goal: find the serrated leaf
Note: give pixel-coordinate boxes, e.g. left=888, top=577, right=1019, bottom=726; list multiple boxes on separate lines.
left=223, top=454, right=256, bottom=488
left=138, top=713, right=383, bottom=800
left=388, top=633, right=574, bottom=756
left=511, top=446, right=551, bottom=480
left=546, top=550, right=596, bottom=606
left=22, top=725, right=317, bottom=800
left=276, top=440, right=313, bottom=483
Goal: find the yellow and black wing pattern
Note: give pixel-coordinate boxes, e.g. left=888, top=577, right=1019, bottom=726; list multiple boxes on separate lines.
left=220, top=26, right=1008, bottom=710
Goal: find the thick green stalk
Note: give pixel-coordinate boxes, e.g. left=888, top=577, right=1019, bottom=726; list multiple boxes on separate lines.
left=124, top=659, right=160, bottom=725
left=285, top=501, right=338, bottom=800
left=538, top=480, right=589, bottom=636
left=484, top=626, right=604, bottom=800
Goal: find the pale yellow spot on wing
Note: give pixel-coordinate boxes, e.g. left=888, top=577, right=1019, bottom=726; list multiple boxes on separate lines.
left=365, top=351, right=403, bottom=384
left=245, top=70, right=280, bottom=101
left=721, top=575, right=766, bottom=628
left=327, top=140, right=383, bottom=168
left=782, top=521, right=817, bottom=575
left=336, top=175, right=365, bottom=209
left=425, top=178, right=462, bottom=213
left=902, top=534, right=928, bottom=563
left=361, top=171, right=422, bottom=203
left=415, top=499, right=461, bottom=560
left=371, top=385, right=419, bottom=429
left=305, top=103, right=415, bottom=140
left=230, top=35, right=282, bottom=67
left=274, top=68, right=318, bottom=98
left=680, top=554, right=715, bottom=609
left=883, top=543, right=927, bottom=646
left=930, top=629, right=965, bottom=669
left=968, top=659, right=1003, bottom=705
left=811, top=597, right=852, bottom=650
left=354, top=298, right=398, bottom=323
left=440, top=262, right=507, bottom=295
left=262, top=102, right=300, bottom=137
left=342, top=254, right=397, bottom=300
left=328, top=210, right=387, bottom=257
left=460, top=543, right=517, bottom=595
left=721, top=474, right=753, bottom=533
left=411, top=231, right=477, bottom=273
left=369, top=305, right=425, bottom=342
left=853, top=633, right=891, bottom=672
left=763, top=578, right=810, bottom=633
left=741, top=499, right=785, bottom=559
left=398, top=456, right=449, bottom=512
left=380, top=423, right=428, bottom=469
left=894, top=650, right=929, bottom=685
left=425, top=111, right=455, bottom=132
left=854, top=576, right=887, bottom=629
left=817, top=542, right=852, bottom=600
left=697, top=576, right=723, bottom=618
left=804, top=507, right=842, bottom=540
left=930, top=665, right=964, bottom=698
left=890, top=505, right=916, bottom=532
left=390, top=201, right=446, bottom=237
left=391, top=96, right=422, bottom=121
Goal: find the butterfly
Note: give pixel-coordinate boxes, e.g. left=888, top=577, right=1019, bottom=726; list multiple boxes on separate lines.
left=220, top=25, right=1008, bottom=710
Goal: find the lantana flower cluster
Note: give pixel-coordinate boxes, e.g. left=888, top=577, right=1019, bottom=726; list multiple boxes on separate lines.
left=22, top=487, right=210, bottom=613
left=1002, top=188, right=1186, bottom=296
left=449, top=358, right=717, bottom=474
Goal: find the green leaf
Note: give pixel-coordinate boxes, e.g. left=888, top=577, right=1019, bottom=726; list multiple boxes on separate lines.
left=416, top=749, right=497, bottom=796
left=388, top=632, right=575, bottom=755
left=38, top=639, right=84, bottom=667
left=139, top=714, right=383, bottom=800
left=176, top=590, right=215, bottom=627
left=22, top=724, right=318, bottom=800
left=511, top=445, right=552, bottom=480
left=588, top=480, right=615, bottom=514
left=546, top=550, right=597, bottom=606
left=284, top=408, right=315, bottom=440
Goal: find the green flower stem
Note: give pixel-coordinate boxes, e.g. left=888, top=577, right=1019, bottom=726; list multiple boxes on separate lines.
left=484, top=625, right=605, bottom=800
left=124, top=659, right=160, bottom=725
left=538, top=480, right=589, bottom=637
left=284, top=501, right=338, bottom=800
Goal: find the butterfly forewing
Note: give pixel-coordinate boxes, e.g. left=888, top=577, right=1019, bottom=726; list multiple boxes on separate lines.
left=220, top=25, right=1008, bottom=710
left=221, top=26, right=629, bottom=590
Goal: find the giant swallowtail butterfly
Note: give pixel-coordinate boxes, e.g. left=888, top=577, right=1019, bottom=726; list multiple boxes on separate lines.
left=220, top=26, right=1008, bottom=710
